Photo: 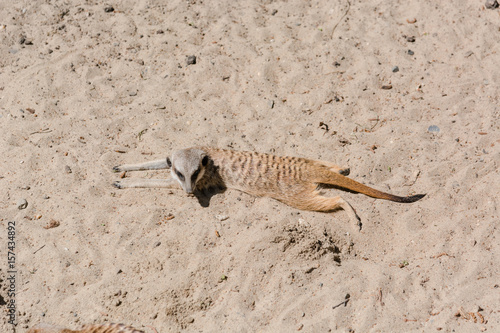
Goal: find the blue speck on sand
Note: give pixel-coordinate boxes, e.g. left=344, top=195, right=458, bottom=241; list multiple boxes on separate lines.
left=428, top=125, right=440, bottom=133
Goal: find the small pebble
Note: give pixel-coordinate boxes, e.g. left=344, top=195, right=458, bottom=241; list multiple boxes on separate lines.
left=406, top=18, right=417, bottom=24
left=428, top=125, right=440, bottom=133
left=17, top=199, right=28, bottom=210
left=153, top=241, right=161, bottom=248
left=271, top=9, right=278, bottom=15
left=35, top=214, right=42, bottom=220
left=216, top=214, right=229, bottom=221
left=268, top=100, right=275, bottom=109
left=408, top=49, right=414, bottom=55
left=392, top=66, right=399, bottom=73
left=485, top=0, right=499, bottom=9
left=186, top=55, right=197, bottom=65
left=187, top=318, right=195, bottom=324
left=44, top=219, right=60, bottom=229
left=381, top=84, right=392, bottom=90
left=129, top=90, right=137, bottom=96
left=65, top=165, right=72, bottom=173
left=104, top=6, right=114, bottom=12
left=406, top=36, right=416, bottom=43
left=464, top=51, right=474, bottom=58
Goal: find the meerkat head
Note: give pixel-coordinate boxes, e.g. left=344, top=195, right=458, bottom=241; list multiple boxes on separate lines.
left=167, top=148, right=209, bottom=194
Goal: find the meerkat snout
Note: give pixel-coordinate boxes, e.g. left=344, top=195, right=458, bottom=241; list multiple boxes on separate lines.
left=170, top=149, right=209, bottom=194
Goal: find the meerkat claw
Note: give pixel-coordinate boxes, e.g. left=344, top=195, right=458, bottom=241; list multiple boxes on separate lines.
left=112, top=181, right=123, bottom=189
left=339, top=167, right=350, bottom=176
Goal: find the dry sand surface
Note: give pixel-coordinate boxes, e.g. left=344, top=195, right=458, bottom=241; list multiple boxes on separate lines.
left=1, top=0, right=499, bottom=332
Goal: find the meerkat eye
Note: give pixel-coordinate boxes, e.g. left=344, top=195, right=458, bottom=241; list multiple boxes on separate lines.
left=175, top=169, right=185, bottom=181
left=191, top=169, right=200, bottom=182
left=202, top=155, right=209, bottom=166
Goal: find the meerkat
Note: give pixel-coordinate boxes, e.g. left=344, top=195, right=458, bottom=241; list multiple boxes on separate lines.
left=27, top=322, right=144, bottom=333
left=112, top=147, right=425, bottom=228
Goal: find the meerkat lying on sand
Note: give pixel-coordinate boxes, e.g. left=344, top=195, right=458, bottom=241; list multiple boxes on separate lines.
left=113, top=147, right=425, bottom=228
left=28, top=322, right=144, bottom=333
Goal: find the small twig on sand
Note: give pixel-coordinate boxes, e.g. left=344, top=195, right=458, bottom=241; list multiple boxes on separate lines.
left=29, top=128, right=52, bottom=135
left=33, top=244, right=46, bottom=254
left=332, top=294, right=350, bottom=309
left=331, top=0, right=351, bottom=39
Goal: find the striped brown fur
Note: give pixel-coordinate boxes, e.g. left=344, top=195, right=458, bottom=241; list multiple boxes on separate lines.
left=28, top=323, right=144, bottom=333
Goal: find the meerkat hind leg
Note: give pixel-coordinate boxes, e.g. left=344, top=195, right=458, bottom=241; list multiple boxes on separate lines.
left=306, top=193, right=361, bottom=229
left=113, top=178, right=178, bottom=189
left=314, top=160, right=350, bottom=176
left=113, top=158, right=169, bottom=172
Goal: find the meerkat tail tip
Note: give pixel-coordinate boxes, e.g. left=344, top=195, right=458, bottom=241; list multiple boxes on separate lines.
left=400, top=193, right=426, bottom=203
left=339, top=167, right=350, bottom=176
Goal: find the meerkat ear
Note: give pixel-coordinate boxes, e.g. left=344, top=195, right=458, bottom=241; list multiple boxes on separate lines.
left=202, top=155, right=209, bottom=167
left=166, top=157, right=172, bottom=168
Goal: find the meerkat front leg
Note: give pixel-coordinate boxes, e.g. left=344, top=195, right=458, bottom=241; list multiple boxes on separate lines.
left=113, top=178, right=179, bottom=189
left=113, top=158, right=170, bottom=172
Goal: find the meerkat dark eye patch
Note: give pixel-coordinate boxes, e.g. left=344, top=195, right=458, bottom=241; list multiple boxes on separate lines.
left=202, top=155, right=209, bottom=166
left=166, top=157, right=172, bottom=168
left=191, top=169, right=200, bottom=182
left=175, top=169, right=185, bottom=181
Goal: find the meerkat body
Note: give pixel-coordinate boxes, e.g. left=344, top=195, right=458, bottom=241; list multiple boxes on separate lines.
left=113, top=147, right=425, bottom=227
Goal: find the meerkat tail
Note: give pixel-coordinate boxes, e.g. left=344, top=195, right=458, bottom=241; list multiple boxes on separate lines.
left=316, top=171, right=426, bottom=203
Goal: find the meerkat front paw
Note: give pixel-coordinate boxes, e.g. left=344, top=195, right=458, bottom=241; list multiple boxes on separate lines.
left=112, top=181, right=124, bottom=189
left=112, top=165, right=123, bottom=173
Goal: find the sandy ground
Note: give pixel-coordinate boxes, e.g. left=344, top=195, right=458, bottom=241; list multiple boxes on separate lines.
left=1, top=0, right=499, bottom=332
